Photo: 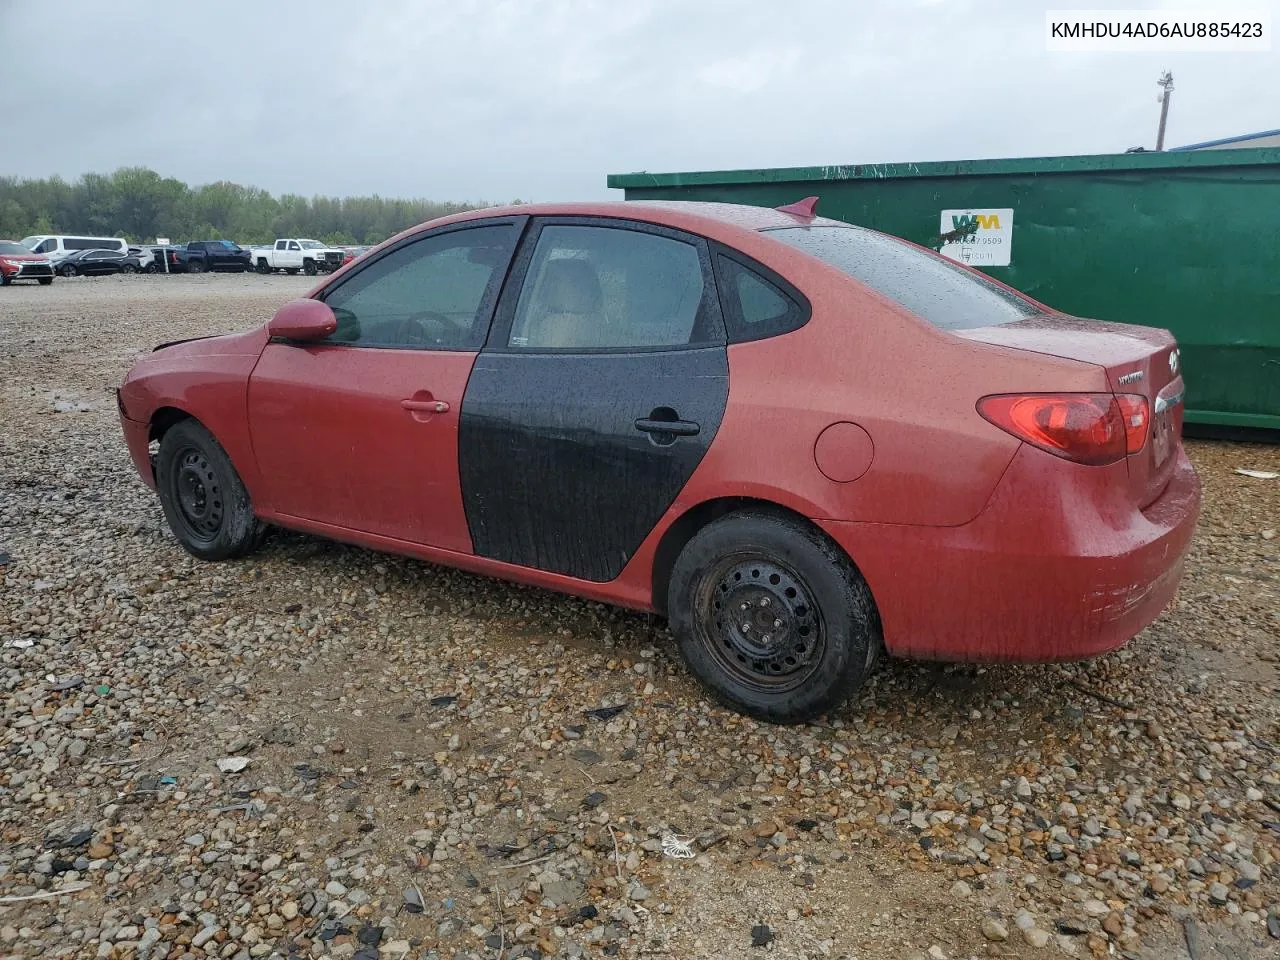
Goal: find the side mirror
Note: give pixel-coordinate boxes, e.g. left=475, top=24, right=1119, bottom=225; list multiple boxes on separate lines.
left=268, top=299, right=337, bottom=342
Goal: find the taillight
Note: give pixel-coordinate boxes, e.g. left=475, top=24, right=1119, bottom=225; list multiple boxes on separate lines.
left=1114, top=394, right=1150, bottom=454
left=978, top=393, right=1127, bottom=465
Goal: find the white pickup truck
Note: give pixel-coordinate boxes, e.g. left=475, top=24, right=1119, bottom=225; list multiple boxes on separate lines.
left=252, top=239, right=346, bottom=275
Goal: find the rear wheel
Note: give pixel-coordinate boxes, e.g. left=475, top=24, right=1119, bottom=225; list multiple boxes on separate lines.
left=668, top=510, right=881, bottom=724
left=122, top=263, right=137, bottom=274
left=155, top=419, right=264, bottom=561
left=186, top=260, right=205, bottom=274
left=61, top=264, right=77, bottom=277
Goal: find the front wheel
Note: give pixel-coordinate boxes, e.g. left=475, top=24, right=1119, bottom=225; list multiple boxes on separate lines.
left=256, top=259, right=271, bottom=274
left=302, top=259, right=317, bottom=276
left=38, top=277, right=53, bottom=286
left=155, top=419, right=264, bottom=561
left=668, top=510, right=881, bottom=724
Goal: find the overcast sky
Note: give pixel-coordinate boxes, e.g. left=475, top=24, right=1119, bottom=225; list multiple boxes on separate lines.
left=1, top=0, right=1274, bottom=201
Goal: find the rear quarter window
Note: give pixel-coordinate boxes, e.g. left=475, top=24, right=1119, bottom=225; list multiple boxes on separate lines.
left=766, top=225, right=1037, bottom=330
left=713, top=251, right=809, bottom=343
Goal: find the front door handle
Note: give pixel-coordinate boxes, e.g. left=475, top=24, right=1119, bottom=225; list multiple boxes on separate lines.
left=401, top=399, right=449, bottom=413
left=635, top=417, right=699, bottom=437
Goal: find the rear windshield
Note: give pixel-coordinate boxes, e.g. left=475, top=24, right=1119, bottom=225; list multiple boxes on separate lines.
left=765, top=225, right=1038, bottom=330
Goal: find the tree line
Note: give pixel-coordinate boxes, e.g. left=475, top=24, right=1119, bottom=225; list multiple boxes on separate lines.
left=0, top=167, right=499, bottom=246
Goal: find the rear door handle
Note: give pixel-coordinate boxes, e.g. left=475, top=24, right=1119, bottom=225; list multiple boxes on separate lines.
left=401, top=399, right=449, bottom=413
left=634, top=417, right=699, bottom=437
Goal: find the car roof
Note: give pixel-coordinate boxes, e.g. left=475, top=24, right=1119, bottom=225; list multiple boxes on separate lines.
left=419, top=200, right=849, bottom=241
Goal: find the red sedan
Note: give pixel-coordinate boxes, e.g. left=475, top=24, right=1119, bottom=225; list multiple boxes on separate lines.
left=117, top=201, right=1199, bottom=723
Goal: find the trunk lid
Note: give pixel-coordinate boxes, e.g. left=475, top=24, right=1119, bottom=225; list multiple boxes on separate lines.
left=959, top=314, right=1185, bottom=507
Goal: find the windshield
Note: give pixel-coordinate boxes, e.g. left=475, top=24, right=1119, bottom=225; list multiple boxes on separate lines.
left=0, top=241, right=30, bottom=255
left=298, top=240, right=325, bottom=250
left=19, top=237, right=39, bottom=250
left=766, top=226, right=1037, bottom=330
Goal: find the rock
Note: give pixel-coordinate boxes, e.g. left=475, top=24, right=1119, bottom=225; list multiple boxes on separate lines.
left=1016, top=776, right=1033, bottom=799
left=981, top=918, right=1008, bottom=942
left=1208, top=882, right=1230, bottom=905
left=87, top=842, right=113, bottom=859
left=627, top=880, right=650, bottom=902
left=1022, top=927, right=1050, bottom=948
left=326, top=880, right=349, bottom=897
left=750, top=924, right=774, bottom=947
left=541, top=877, right=585, bottom=906
left=1101, top=912, right=1123, bottom=937
left=583, top=791, right=607, bottom=809
left=950, top=880, right=972, bottom=898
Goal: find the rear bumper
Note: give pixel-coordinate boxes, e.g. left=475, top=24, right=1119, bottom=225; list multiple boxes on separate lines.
left=818, top=444, right=1201, bottom=662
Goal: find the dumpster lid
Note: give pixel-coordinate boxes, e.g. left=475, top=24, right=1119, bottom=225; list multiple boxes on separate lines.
left=608, top=146, right=1280, bottom=190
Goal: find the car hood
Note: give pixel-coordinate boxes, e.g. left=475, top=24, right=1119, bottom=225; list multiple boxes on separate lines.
left=149, top=327, right=268, bottom=358
left=0, top=253, right=50, bottom=262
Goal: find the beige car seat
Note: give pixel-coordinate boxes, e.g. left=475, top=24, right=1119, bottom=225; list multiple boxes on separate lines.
left=523, top=259, right=605, bottom=348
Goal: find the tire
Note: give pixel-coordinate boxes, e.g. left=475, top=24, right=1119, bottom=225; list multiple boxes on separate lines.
left=122, top=264, right=137, bottom=274
left=302, top=259, right=317, bottom=276
left=61, top=265, right=77, bottom=277
left=0, top=272, right=9, bottom=286
left=186, top=260, right=205, bottom=274
left=667, top=510, right=881, bottom=724
left=145, top=263, right=157, bottom=274
left=155, top=419, right=263, bottom=561
left=38, top=277, right=53, bottom=285
left=256, top=259, right=271, bottom=274
left=285, top=268, right=299, bottom=275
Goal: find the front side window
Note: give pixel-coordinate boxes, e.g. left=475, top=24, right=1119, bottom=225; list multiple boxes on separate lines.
left=287, top=241, right=301, bottom=251
left=321, top=225, right=516, bottom=350
left=507, top=225, right=711, bottom=350
left=767, top=226, right=1037, bottom=331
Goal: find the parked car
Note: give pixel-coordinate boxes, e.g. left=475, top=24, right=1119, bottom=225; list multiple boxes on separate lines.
left=128, top=246, right=161, bottom=272
left=116, top=200, right=1200, bottom=723
left=21, top=235, right=130, bottom=265
left=252, top=238, right=345, bottom=275
left=178, top=240, right=252, bottom=273
left=0, top=240, right=55, bottom=285
left=58, top=248, right=142, bottom=277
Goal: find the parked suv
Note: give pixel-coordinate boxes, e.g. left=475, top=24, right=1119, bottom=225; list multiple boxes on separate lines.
left=180, top=241, right=252, bottom=273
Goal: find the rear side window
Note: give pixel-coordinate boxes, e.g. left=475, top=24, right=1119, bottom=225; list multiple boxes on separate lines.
left=715, top=253, right=808, bottom=342
left=506, top=224, right=717, bottom=351
left=767, top=226, right=1037, bottom=330
left=66, top=237, right=123, bottom=251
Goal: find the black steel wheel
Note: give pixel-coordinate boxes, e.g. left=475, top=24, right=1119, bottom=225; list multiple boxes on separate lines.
left=700, top=556, right=826, bottom=692
left=155, top=419, right=264, bottom=561
left=668, top=510, right=881, bottom=723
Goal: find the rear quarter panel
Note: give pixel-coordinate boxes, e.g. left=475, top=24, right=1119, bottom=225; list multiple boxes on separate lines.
left=117, top=329, right=269, bottom=497
left=678, top=235, right=1110, bottom=526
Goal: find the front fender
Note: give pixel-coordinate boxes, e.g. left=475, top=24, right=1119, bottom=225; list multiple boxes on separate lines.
left=118, top=328, right=269, bottom=499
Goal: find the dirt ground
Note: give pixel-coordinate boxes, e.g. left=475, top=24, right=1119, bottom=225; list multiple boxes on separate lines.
left=0, top=274, right=1276, bottom=960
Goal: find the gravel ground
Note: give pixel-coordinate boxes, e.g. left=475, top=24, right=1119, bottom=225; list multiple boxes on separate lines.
left=0, top=274, right=1277, bottom=960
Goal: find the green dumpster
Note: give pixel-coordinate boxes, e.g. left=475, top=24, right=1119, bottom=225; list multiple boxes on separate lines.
left=608, top=149, right=1280, bottom=431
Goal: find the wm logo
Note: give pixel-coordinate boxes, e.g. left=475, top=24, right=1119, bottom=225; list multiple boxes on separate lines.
left=951, top=213, right=1002, bottom=230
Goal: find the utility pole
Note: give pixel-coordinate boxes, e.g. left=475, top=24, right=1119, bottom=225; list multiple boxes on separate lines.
left=1156, top=71, right=1174, bottom=151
